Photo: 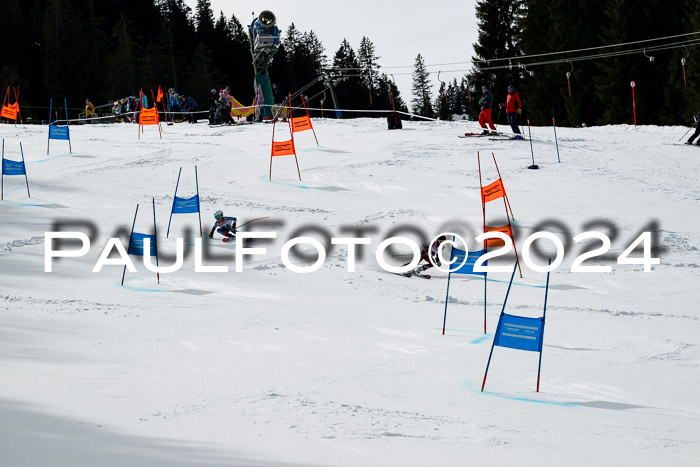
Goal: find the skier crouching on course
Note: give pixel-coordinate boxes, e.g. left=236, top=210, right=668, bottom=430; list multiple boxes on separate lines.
left=403, top=235, right=447, bottom=277
left=478, top=87, right=498, bottom=135
left=499, top=85, right=523, bottom=137
left=209, top=210, right=237, bottom=242
left=686, top=111, right=700, bottom=145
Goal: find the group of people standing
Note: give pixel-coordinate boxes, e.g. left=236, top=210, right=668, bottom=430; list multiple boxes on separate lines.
left=478, top=85, right=523, bottom=135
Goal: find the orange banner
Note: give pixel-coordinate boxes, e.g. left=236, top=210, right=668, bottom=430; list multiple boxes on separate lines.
left=139, top=106, right=159, bottom=125
left=272, top=139, right=296, bottom=157
left=157, top=86, right=164, bottom=103
left=291, top=115, right=313, bottom=133
left=1, top=103, right=18, bottom=120
left=484, top=224, right=513, bottom=247
left=481, top=178, right=505, bottom=204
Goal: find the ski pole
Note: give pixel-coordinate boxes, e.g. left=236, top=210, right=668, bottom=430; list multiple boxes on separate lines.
left=678, top=120, right=696, bottom=141
left=236, top=216, right=270, bottom=230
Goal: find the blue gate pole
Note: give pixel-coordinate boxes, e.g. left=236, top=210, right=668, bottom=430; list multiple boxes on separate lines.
left=536, top=258, right=552, bottom=392
left=166, top=167, right=182, bottom=238
left=552, top=112, right=560, bottom=163
left=195, top=165, right=202, bottom=237
left=20, top=142, right=30, bottom=197
left=481, top=261, right=517, bottom=392
left=47, top=99, right=53, bottom=155
left=64, top=98, right=71, bottom=153
left=152, top=197, right=159, bottom=284
left=442, top=272, right=452, bottom=335
left=122, top=204, right=139, bottom=286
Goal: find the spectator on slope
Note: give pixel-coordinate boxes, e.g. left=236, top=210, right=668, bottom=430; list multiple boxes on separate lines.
left=183, top=95, right=198, bottom=123
left=208, top=89, right=220, bottom=124
left=686, top=111, right=700, bottom=145
left=85, top=99, right=95, bottom=119
left=478, top=86, right=497, bottom=135
left=209, top=210, right=237, bottom=242
left=499, top=85, right=523, bottom=137
left=218, top=89, right=233, bottom=125
left=168, top=88, right=181, bottom=122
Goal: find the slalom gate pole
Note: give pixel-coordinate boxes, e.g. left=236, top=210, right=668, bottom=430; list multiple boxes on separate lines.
left=492, top=154, right=515, bottom=221
left=552, top=112, right=560, bottom=163
left=477, top=151, right=486, bottom=247
left=47, top=99, right=52, bottom=154
left=527, top=120, right=538, bottom=169
left=166, top=167, right=182, bottom=238
left=289, top=97, right=301, bottom=181
left=482, top=261, right=518, bottom=392
left=150, top=89, right=162, bottom=139
left=300, top=95, right=319, bottom=146
left=1, top=139, right=4, bottom=200
left=195, top=165, right=202, bottom=237
left=20, top=142, right=30, bottom=198
left=138, top=90, right=143, bottom=139
left=122, top=204, right=139, bottom=286
left=270, top=105, right=277, bottom=180
left=536, top=258, right=552, bottom=392
left=483, top=271, right=487, bottom=334
left=442, top=271, right=452, bottom=335
left=15, top=86, right=22, bottom=124
left=631, top=81, right=637, bottom=127
left=65, top=98, right=71, bottom=153
left=152, top=198, right=159, bottom=284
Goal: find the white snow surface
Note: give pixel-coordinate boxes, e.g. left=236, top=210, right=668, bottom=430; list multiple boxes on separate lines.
left=1, top=119, right=699, bottom=466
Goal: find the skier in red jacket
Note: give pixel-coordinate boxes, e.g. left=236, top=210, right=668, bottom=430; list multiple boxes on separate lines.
left=499, top=85, right=522, bottom=135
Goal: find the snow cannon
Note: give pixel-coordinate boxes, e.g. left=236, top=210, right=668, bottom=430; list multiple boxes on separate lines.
left=250, top=11, right=279, bottom=50
left=249, top=11, right=281, bottom=119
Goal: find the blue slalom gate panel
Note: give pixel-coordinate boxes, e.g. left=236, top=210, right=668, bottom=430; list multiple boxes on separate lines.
left=450, top=247, right=487, bottom=276
left=2, top=158, right=26, bottom=175
left=128, top=233, right=157, bottom=257
left=48, top=124, right=70, bottom=140
left=172, top=194, right=199, bottom=214
left=493, top=313, right=544, bottom=352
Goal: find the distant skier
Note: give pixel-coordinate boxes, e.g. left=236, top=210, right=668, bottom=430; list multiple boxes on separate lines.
left=209, top=210, right=237, bottom=242
left=499, top=85, right=523, bottom=136
left=478, top=86, right=497, bottom=135
left=402, top=235, right=447, bottom=278
left=686, top=111, right=700, bottom=145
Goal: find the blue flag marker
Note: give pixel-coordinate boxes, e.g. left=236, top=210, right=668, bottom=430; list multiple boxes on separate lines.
left=482, top=259, right=551, bottom=393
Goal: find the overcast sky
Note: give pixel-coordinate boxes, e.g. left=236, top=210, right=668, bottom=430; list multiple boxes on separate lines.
left=184, top=0, right=479, bottom=105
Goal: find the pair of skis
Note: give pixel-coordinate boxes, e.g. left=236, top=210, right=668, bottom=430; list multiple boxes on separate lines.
left=459, top=132, right=502, bottom=138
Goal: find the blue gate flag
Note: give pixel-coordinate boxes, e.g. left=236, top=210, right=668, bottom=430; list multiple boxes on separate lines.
left=493, top=313, right=544, bottom=352
left=48, top=124, right=70, bottom=140
left=172, top=194, right=199, bottom=214
left=450, top=247, right=487, bottom=276
left=2, top=158, right=25, bottom=175
left=128, top=233, right=157, bottom=257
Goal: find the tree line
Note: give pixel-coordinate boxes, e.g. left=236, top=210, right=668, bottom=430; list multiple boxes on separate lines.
left=0, top=0, right=406, bottom=121
left=411, top=0, right=700, bottom=126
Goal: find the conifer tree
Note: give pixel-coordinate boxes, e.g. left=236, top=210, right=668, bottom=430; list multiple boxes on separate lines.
left=467, top=0, right=524, bottom=120
left=411, top=54, right=434, bottom=117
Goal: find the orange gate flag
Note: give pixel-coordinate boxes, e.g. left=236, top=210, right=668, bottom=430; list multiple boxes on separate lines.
left=291, top=115, right=312, bottom=133
left=156, top=86, right=164, bottom=103
left=484, top=224, right=513, bottom=247
left=272, top=139, right=296, bottom=157
left=1, top=102, right=18, bottom=121
left=139, top=106, right=159, bottom=125
left=481, top=178, right=506, bottom=204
